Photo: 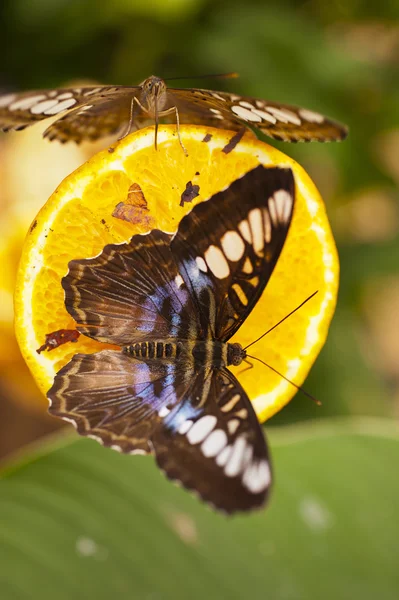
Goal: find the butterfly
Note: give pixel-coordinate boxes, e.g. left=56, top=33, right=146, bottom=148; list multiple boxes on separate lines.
left=0, top=75, right=348, bottom=151
left=47, top=165, right=295, bottom=514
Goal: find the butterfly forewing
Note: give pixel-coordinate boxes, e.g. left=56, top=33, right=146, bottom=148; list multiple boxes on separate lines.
left=169, top=87, right=348, bottom=142
left=63, top=229, right=198, bottom=346
left=48, top=165, right=295, bottom=513
left=0, top=85, right=140, bottom=141
left=0, top=76, right=347, bottom=144
left=171, top=165, right=295, bottom=341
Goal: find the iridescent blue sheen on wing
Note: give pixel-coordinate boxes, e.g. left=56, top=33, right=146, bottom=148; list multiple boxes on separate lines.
left=63, top=229, right=200, bottom=346
left=48, top=165, right=296, bottom=513
left=48, top=349, right=191, bottom=454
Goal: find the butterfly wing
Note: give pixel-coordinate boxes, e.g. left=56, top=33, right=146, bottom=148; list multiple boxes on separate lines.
left=171, top=165, right=295, bottom=341
left=63, top=229, right=198, bottom=346
left=153, top=366, right=271, bottom=513
left=49, top=348, right=271, bottom=513
left=47, top=349, right=192, bottom=454
left=0, top=85, right=140, bottom=141
left=169, top=87, right=348, bottom=142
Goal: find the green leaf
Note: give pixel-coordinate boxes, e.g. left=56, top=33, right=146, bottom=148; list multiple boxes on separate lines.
left=0, top=419, right=398, bottom=600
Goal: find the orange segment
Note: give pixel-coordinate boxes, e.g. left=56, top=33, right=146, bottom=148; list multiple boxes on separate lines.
left=14, top=125, right=339, bottom=423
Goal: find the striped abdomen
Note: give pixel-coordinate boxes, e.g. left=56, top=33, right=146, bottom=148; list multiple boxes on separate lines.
left=123, top=341, right=181, bottom=360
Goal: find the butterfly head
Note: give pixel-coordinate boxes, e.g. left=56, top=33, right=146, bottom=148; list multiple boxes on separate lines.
left=140, top=75, right=167, bottom=104
left=227, top=342, right=246, bottom=367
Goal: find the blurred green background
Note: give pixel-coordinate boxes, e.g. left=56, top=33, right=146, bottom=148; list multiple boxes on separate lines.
left=0, top=0, right=398, bottom=598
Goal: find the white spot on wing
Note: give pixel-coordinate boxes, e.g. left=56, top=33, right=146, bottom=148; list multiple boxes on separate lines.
left=204, top=245, right=230, bottom=279
left=251, top=108, right=277, bottom=124
left=44, top=97, right=77, bottom=115
left=274, top=189, right=292, bottom=222
left=195, top=256, right=208, bottom=272
left=238, top=220, right=251, bottom=243
left=56, top=92, right=73, bottom=100
left=221, top=230, right=245, bottom=262
left=0, top=93, right=16, bottom=108
left=227, top=418, right=241, bottom=435
left=216, top=444, right=232, bottom=467
left=175, top=274, right=184, bottom=288
left=243, top=460, right=271, bottom=493
left=248, top=208, right=264, bottom=254
left=187, top=415, right=217, bottom=444
left=232, top=283, right=248, bottom=306
left=242, top=257, right=252, bottom=274
left=211, top=93, right=226, bottom=102
left=30, top=99, right=60, bottom=114
left=221, top=394, right=241, bottom=413
left=84, top=87, right=102, bottom=96
left=231, top=105, right=262, bottom=122
left=225, top=436, right=247, bottom=477
left=178, top=420, right=193, bottom=435
left=10, top=95, right=46, bottom=111
left=263, top=210, right=272, bottom=242
left=268, top=198, right=278, bottom=226
left=158, top=406, right=170, bottom=418
left=266, top=107, right=301, bottom=125
left=239, top=101, right=256, bottom=109
left=299, top=108, right=324, bottom=123
left=201, top=429, right=228, bottom=457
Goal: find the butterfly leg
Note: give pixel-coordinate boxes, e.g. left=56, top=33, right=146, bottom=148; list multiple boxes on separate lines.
left=118, top=97, right=143, bottom=141
left=237, top=358, right=254, bottom=376
left=159, top=106, right=188, bottom=157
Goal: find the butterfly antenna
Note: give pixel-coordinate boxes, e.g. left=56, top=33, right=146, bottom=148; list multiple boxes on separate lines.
left=163, top=72, right=239, bottom=82
left=246, top=354, right=321, bottom=406
left=244, top=291, right=318, bottom=352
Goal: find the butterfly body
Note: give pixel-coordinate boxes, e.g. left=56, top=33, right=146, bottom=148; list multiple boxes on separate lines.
left=124, top=339, right=245, bottom=369
left=0, top=74, right=348, bottom=145
left=48, top=165, right=296, bottom=513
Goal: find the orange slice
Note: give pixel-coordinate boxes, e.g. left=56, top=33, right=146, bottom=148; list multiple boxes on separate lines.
left=14, top=125, right=339, bottom=423
left=0, top=121, right=99, bottom=409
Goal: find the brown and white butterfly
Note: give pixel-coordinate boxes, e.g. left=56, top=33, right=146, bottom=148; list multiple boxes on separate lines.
left=0, top=75, right=348, bottom=150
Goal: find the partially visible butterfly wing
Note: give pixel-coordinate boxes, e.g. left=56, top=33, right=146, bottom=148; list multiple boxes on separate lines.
left=0, top=85, right=139, bottom=140
left=63, top=230, right=198, bottom=346
left=153, top=367, right=271, bottom=513
left=171, top=165, right=295, bottom=341
left=169, top=87, right=348, bottom=142
left=47, top=349, right=191, bottom=454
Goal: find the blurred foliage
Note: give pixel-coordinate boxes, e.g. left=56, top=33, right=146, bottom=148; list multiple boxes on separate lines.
left=1, top=419, right=398, bottom=600
left=0, top=1, right=398, bottom=597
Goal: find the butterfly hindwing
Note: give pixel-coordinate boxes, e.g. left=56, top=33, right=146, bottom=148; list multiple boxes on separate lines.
left=171, top=165, right=295, bottom=340
left=153, top=367, right=271, bottom=513
left=47, top=349, right=192, bottom=454
left=63, top=229, right=198, bottom=346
